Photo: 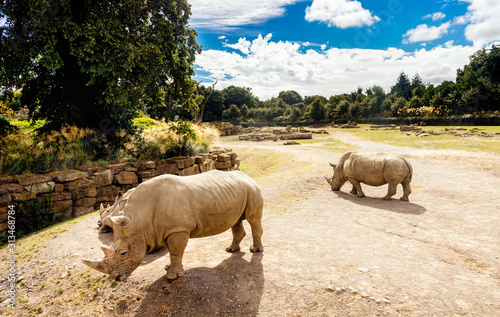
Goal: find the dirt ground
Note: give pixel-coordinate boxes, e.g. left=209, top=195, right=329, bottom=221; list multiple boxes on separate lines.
left=2, top=130, right=500, bottom=316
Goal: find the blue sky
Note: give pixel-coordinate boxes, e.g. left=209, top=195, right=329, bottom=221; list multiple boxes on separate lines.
left=188, top=0, right=500, bottom=100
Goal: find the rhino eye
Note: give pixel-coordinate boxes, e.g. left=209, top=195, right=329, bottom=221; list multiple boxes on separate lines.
left=119, top=251, right=128, bottom=257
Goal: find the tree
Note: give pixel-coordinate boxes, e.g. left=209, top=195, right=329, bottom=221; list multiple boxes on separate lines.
left=278, top=90, right=302, bottom=105
left=456, top=46, right=500, bottom=112
left=223, top=86, right=258, bottom=109
left=391, top=71, right=412, bottom=100
left=222, top=104, right=240, bottom=121
left=0, top=0, right=200, bottom=136
left=307, top=98, right=326, bottom=121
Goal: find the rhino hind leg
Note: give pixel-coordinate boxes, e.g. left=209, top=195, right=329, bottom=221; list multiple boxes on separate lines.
left=400, top=182, right=411, bottom=201
left=226, top=220, right=246, bottom=252
left=248, top=218, right=264, bottom=253
left=384, top=183, right=398, bottom=200
left=165, top=232, right=189, bottom=280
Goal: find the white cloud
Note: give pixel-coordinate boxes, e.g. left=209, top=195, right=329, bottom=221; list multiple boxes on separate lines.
left=402, top=22, right=451, bottom=43
left=305, top=0, right=380, bottom=29
left=224, top=37, right=252, bottom=54
left=195, top=34, right=480, bottom=99
left=189, top=0, right=304, bottom=29
left=423, top=12, right=446, bottom=21
left=463, top=0, right=500, bottom=45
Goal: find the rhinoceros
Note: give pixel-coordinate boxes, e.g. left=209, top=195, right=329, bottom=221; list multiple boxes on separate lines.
left=97, top=188, right=136, bottom=232
left=83, top=170, right=264, bottom=281
left=325, top=151, right=413, bottom=201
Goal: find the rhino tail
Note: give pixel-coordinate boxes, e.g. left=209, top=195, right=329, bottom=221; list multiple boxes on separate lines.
left=402, top=157, right=413, bottom=182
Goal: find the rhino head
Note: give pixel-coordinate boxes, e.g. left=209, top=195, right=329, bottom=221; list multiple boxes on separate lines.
left=83, top=215, right=147, bottom=281
left=324, top=162, right=346, bottom=191
left=97, top=203, right=111, bottom=229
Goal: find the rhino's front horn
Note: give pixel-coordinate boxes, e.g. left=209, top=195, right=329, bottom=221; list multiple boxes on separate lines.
left=324, top=175, right=333, bottom=186
left=329, top=162, right=336, bottom=168
left=82, top=258, right=111, bottom=274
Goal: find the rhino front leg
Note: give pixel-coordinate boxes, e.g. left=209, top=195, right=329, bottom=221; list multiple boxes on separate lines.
left=348, top=179, right=365, bottom=198
left=384, top=183, right=398, bottom=200
left=226, top=220, right=246, bottom=252
left=165, top=232, right=189, bottom=279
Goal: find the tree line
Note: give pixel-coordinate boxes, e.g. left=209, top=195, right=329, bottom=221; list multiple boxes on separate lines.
left=194, top=45, right=500, bottom=124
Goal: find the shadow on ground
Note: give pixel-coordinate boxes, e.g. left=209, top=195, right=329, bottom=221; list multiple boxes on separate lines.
left=134, top=252, right=264, bottom=316
left=332, top=191, right=427, bottom=215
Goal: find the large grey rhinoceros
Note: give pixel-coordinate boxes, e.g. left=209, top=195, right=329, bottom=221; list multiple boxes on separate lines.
left=83, top=170, right=264, bottom=281
left=325, top=151, right=413, bottom=201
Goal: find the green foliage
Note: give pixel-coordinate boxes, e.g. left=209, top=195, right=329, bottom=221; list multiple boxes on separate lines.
left=0, top=0, right=200, bottom=136
left=306, top=98, right=327, bottom=121
left=222, top=104, right=241, bottom=121
left=16, top=193, right=64, bottom=239
left=0, top=116, right=17, bottom=136
left=278, top=90, right=303, bottom=105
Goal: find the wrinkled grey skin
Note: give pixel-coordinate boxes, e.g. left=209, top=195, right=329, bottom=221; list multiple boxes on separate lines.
left=97, top=188, right=136, bottom=232
left=83, top=170, right=264, bottom=281
left=325, top=151, right=413, bottom=201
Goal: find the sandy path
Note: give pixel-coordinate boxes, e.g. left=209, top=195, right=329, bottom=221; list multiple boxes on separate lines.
left=2, top=130, right=499, bottom=316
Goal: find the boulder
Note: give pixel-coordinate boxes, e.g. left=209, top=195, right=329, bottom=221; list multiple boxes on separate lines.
left=24, top=182, right=55, bottom=195
left=51, top=170, right=87, bottom=182
left=115, top=171, right=138, bottom=185
left=90, top=170, right=113, bottom=188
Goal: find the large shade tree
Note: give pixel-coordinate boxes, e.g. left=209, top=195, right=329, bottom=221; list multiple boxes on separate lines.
left=0, top=0, right=201, bottom=135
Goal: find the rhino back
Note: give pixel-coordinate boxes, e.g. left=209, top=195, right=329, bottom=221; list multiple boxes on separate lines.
left=122, top=170, right=262, bottom=241
left=345, top=152, right=410, bottom=186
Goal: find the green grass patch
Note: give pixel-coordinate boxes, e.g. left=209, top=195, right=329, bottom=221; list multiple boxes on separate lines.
left=299, top=136, right=357, bottom=153
left=337, top=124, right=500, bottom=153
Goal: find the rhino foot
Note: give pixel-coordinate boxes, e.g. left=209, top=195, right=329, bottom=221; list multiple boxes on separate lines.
left=400, top=196, right=409, bottom=201
left=226, top=246, right=241, bottom=253
left=250, top=245, right=264, bottom=253
left=165, top=264, right=184, bottom=280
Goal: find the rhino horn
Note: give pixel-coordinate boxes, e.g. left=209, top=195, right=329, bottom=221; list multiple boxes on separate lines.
left=99, top=203, right=104, bottom=213
left=100, top=245, right=113, bottom=257
left=82, top=258, right=110, bottom=274
left=324, top=175, right=333, bottom=186
left=329, top=162, right=336, bottom=168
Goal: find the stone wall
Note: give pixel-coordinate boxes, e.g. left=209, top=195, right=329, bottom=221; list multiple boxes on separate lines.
left=0, top=147, right=239, bottom=237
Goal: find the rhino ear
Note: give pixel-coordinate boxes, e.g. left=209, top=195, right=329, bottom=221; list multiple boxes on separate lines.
left=117, top=191, right=123, bottom=199
left=109, top=215, right=131, bottom=227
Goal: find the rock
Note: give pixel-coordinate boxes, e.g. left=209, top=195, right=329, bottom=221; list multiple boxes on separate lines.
left=65, top=178, right=97, bottom=200
left=133, top=161, right=156, bottom=171
left=90, top=170, right=113, bottom=188
left=72, top=205, right=95, bottom=217
left=335, top=287, right=342, bottom=294
left=326, top=285, right=334, bottom=292
left=17, top=175, right=52, bottom=186
left=115, top=171, right=138, bottom=185
left=24, top=182, right=55, bottom=195
left=358, top=267, right=370, bottom=273
left=51, top=170, right=87, bottom=182
left=0, top=192, right=11, bottom=206
left=74, top=197, right=97, bottom=207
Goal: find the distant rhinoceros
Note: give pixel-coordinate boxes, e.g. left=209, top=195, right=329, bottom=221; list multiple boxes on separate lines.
left=325, top=151, right=413, bottom=201
left=97, top=188, right=136, bottom=232
left=83, top=170, right=264, bottom=281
